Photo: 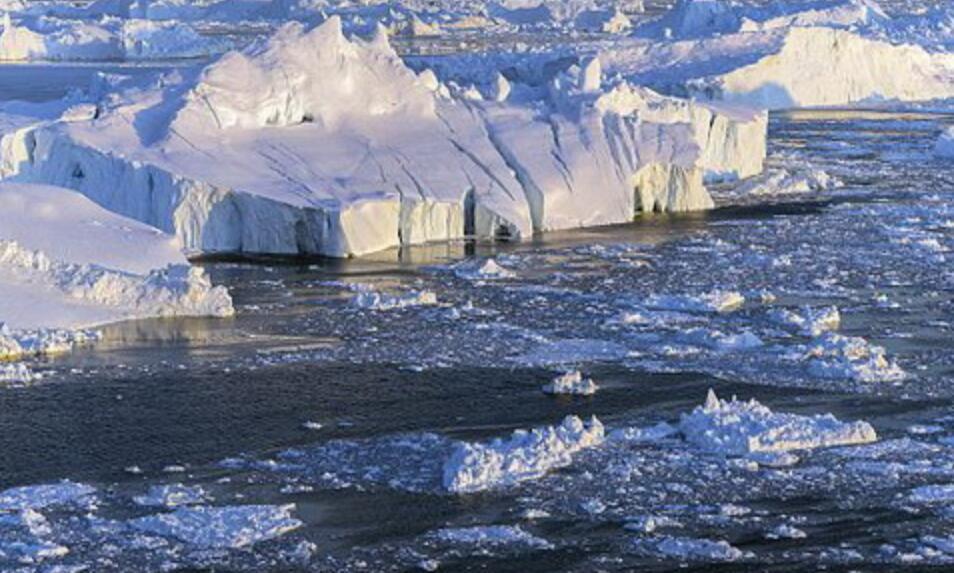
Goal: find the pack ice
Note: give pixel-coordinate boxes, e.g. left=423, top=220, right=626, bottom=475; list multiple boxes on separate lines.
left=21, top=17, right=766, bottom=257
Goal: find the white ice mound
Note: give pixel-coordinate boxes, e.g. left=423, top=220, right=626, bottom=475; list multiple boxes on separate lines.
left=679, top=389, right=877, bottom=455
left=25, top=18, right=767, bottom=257
left=602, top=26, right=954, bottom=110
left=0, top=183, right=233, bottom=331
left=541, top=370, right=598, bottom=395
left=800, top=333, right=905, bottom=383
left=443, top=415, right=604, bottom=493
left=129, top=504, right=302, bottom=548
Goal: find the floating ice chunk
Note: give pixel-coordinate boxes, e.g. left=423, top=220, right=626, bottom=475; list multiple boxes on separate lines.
left=133, top=484, right=209, bottom=508
left=541, top=371, right=598, bottom=396
left=129, top=504, right=302, bottom=548
left=454, top=258, right=516, bottom=280
left=649, top=536, right=745, bottom=561
left=432, top=525, right=552, bottom=549
left=766, top=524, right=807, bottom=540
left=770, top=306, right=841, bottom=337
left=908, top=484, right=954, bottom=505
left=302, top=421, right=324, bottom=431
left=646, top=291, right=745, bottom=313
left=443, top=415, right=605, bottom=493
left=0, top=480, right=95, bottom=511
left=351, top=285, right=437, bottom=310
left=731, top=168, right=838, bottom=197
left=679, top=390, right=877, bottom=455
left=800, top=333, right=905, bottom=383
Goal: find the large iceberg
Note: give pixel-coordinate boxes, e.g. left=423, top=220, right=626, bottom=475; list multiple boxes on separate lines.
left=19, top=17, right=766, bottom=257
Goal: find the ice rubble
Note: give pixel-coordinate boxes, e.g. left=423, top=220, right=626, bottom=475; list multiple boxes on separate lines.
left=0, top=183, right=233, bottom=332
left=541, top=370, right=598, bottom=395
left=129, top=504, right=302, bottom=548
left=443, top=415, right=605, bottom=493
left=679, top=390, right=877, bottom=455
left=21, top=17, right=766, bottom=257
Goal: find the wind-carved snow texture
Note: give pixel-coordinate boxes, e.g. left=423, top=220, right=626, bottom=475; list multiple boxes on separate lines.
left=19, top=17, right=767, bottom=257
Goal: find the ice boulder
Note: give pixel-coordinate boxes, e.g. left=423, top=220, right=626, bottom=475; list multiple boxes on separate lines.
left=679, top=390, right=878, bottom=455
left=23, top=18, right=762, bottom=257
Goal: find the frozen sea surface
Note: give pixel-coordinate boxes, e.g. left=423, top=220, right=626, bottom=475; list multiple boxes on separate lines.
left=1, top=106, right=954, bottom=571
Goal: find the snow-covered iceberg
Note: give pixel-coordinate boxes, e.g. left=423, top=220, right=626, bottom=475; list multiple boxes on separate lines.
left=21, top=18, right=767, bottom=257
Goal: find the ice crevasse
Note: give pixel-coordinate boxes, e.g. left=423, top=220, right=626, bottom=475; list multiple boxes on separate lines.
left=18, top=17, right=768, bottom=258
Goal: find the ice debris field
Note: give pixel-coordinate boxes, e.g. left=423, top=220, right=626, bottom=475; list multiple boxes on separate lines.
left=1, top=0, right=954, bottom=570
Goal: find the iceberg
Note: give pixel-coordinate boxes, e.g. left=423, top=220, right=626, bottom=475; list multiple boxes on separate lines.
left=679, top=390, right=878, bottom=455
left=20, top=18, right=767, bottom=257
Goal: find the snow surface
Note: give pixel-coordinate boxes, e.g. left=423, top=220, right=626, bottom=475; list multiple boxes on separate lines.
left=679, top=389, right=878, bottom=454
left=443, top=415, right=604, bottom=492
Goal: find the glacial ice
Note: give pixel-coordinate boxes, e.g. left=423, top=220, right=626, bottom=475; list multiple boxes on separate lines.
left=679, top=390, right=878, bottom=455
left=443, top=415, right=605, bottom=493
left=20, top=17, right=766, bottom=257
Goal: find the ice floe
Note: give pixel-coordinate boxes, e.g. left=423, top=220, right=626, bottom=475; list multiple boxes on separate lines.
left=645, top=290, right=745, bottom=313
left=431, top=525, right=552, bottom=550
left=133, top=483, right=210, bottom=507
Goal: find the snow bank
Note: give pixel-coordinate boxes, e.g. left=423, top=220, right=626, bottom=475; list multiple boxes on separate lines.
left=541, top=370, right=598, bottom=395
left=129, top=504, right=302, bottom=548
left=23, top=18, right=766, bottom=257
left=443, top=415, right=604, bottom=492
left=679, top=389, right=877, bottom=454
left=0, top=183, right=233, bottom=331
